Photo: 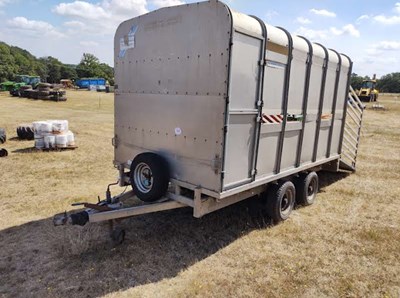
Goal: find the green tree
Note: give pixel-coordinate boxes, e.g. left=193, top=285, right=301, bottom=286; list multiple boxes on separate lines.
left=377, top=73, right=400, bottom=93
left=350, top=73, right=366, bottom=90
left=76, top=53, right=114, bottom=85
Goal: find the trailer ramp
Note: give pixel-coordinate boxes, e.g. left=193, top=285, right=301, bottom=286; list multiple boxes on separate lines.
left=340, top=86, right=364, bottom=171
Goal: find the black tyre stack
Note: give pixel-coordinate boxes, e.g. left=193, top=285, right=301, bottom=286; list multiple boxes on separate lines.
left=20, top=85, right=33, bottom=98
left=50, top=90, right=67, bottom=101
left=16, top=124, right=34, bottom=140
left=0, top=128, right=7, bottom=158
left=37, top=83, right=52, bottom=100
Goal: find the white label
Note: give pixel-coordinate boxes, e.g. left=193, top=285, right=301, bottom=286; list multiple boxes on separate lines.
left=119, top=25, right=138, bottom=58
left=174, top=127, right=182, bottom=136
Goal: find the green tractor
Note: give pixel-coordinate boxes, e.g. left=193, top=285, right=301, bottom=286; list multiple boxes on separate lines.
left=0, top=75, right=41, bottom=96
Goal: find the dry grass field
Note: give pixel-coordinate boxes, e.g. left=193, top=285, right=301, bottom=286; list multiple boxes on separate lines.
left=0, top=91, right=399, bottom=298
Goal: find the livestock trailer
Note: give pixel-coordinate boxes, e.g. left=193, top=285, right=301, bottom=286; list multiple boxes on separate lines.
left=54, top=0, right=364, bottom=243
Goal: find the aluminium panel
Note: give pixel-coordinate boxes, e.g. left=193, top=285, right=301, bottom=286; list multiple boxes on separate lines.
left=223, top=30, right=263, bottom=189
left=114, top=1, right=231, bottom=193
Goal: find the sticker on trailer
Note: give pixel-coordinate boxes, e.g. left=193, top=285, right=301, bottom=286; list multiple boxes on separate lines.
left=119, top=25, right=138, bottom=58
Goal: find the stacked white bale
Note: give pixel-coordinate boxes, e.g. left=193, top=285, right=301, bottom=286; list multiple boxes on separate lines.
left=32, top=120, right=75, bottom=149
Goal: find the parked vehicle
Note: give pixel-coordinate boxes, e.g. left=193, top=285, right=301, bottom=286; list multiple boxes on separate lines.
left=54, top=0, right=364, bottom=244
left=75, top=78, right=106, bottom=89
left=357, top=75, right=379, bottom=102
left=0, top=75, right=40, bottom=94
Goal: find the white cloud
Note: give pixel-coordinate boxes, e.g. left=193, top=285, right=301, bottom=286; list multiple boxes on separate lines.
left=296, top=17, right=311, bottom=25
left=373, top=2, right=400, bottom=25
left=0, top=0, right=10, bottom=6
left=294, top=26, right=328, bottom=40
left=365, top=41, right=400, bottom=56
left=374, top=41, right=400, bottom=51
left=374, top=14, right=400, bottom=25
left=53, top=0, right=148, bottom=34
left=80, top=40, right=99, bottom=46
left=64, top=20, right=85, bottom=28
left=150, top=0, right=185, bottom=8
left=310, top=8, right=336, bottom=18
left=394, top=2, right=400, bottom=14
left=53, top=1, right=109, bottom=20
left=356, top=14, right=370, bottom=24
left=265, top=10, right=279, bottom=20
left=330, top=24, right=360, bottom=38
left=7, top=17, right=65, bottom=38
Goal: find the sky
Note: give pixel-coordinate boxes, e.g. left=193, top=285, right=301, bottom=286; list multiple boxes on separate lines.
left=0, top=0, right=399, bottom=77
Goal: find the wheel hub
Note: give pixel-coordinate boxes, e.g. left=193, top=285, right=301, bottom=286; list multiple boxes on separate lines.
left=134, top=163, right=154, bottom=193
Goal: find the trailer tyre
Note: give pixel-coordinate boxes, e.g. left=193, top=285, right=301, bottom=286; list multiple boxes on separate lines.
left=266, top=181, right=295, bottom=223
left=0, top=128, right=6, bottom=144
left=130, top=152, right=170, bottom=202
left=295, top=172, right=318, bottom=206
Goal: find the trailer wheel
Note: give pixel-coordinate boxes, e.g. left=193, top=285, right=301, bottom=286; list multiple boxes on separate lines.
left=266, top=181, right=295, bottom=223
left=295, top=172, right=318, bottom=206
left=130, top=152, right=170, bottom=202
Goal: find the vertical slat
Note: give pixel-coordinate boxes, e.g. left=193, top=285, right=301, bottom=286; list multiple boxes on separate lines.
left=326, top=49, right=342, bottom=158
left=275, top=27, right=293, bottom=174
left=249, top=15, right=268, bottom=181
left=312, top=43, right=329, bottom=162
left=295, top=36, right=313, bottom=167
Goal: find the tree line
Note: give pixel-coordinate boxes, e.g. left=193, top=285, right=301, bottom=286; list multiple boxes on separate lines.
left=1, top=41, right=398, bottom=92
left=0, top=41, right=114, bottom=85
left=351, top=73, right=400, bottom=93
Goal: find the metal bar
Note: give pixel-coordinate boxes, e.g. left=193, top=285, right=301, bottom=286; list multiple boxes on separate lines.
left=343, top=136, right=358, bottom=151
left=348, top=93, right=363, bottom=114
left=249, top=15, right=268, bottom=182
left=229, top=109, right=259, bottom=115
left=296, top=36, right=313, bottom=167
left=345, top=125, right=359, bottom=139
left=194, top=184, right=267, bottom=218
left=338, top=54, right=353, bottom=155
left=312, top=43, right=329, bottom=162
left=89, top=201, right=187, bottom=223
left=275, top=27, right=293, bottom=173
left=342, top=151, right=356, bottom=164
left=219, top=155, right=340, bottom=199
left=326, top=49, right=342, bottom=158
left=166, top=192, right=195, bottom=207
left=346, top=102, right=362, bottom=122
left=342, top=141, right=356, bottom=155
left=346, top=108, right=361, bottom=125
left=349, top=85, right=365, bottom=111
left=346, top=107, right=362, bottom=124
left=220, top=7, right=235, bottom=191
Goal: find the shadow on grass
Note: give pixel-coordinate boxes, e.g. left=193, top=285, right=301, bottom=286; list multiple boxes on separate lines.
left=0, top=171, right=349, bottom=297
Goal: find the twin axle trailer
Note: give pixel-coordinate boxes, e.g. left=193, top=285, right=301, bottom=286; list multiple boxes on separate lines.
left=54, top=1, right=364, bottom=243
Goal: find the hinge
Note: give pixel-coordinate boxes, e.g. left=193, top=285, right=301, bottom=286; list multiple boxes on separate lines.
left=251, top=169, right=257, bottom=176
left=258, top=60, right=265, bottom=66
left=306, top=54, right=312, bottom=64
left=257, top=100, right=263, bottom=107
left=223, top=125, right=228, bottom=133
left=256, top=116, right=261, bottom=123
left=225, top=96, right=230, bottom=104
left=112, top=135, right=119, bottom=148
